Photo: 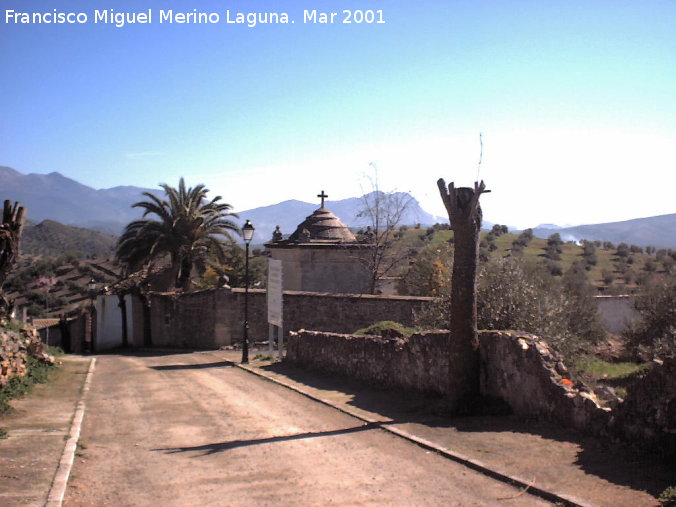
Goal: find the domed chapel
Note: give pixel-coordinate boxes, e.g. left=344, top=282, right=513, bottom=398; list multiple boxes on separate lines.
left=265, top=191, right=374, bottom=294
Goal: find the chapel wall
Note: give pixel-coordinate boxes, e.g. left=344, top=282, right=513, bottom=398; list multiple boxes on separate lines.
left=269, top=247, right=372, bottom=294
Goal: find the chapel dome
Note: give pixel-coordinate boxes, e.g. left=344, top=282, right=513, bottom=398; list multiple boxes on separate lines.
left=287, top=207, right=357, bottom=243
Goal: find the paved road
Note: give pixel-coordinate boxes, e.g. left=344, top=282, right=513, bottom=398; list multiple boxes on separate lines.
left=64, top=351, right=550, bottom=506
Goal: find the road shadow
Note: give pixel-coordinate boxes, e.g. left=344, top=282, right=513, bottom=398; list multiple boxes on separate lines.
left=261, top=361, right=451, bottom=425
left=259, top=361, right=673, bottom=498
left=103, top=348, right=204, bottom=358
left=443, top=415, right=674, bottom=497
left=150, top=361, right=235, bottom=371
left=153, top=421, right=385, bottom=456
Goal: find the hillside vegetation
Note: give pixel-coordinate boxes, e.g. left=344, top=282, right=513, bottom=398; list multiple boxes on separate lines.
left=4, top=256, right=122, bottom=318
left=390, top=225, right=674, bottom=295
left=20, top=220, right=117, bottom=258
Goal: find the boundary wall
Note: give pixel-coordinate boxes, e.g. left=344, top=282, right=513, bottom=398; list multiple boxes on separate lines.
left=100, top=289, right=637, bottom=351
left=142, top=288, right=433, bottom=349
left=286, top=329, right=675, bottom=454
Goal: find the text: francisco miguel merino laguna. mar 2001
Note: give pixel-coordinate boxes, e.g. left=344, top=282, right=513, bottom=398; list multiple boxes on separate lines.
left=3, top=8, right=387, bottom=28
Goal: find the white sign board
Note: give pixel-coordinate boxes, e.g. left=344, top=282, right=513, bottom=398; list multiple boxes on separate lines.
left=267, top=259, right=283, bottom=327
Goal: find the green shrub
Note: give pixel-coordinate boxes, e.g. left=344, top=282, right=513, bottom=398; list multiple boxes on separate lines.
left=48, top=346, right=65, bottom=357
left=0, top=353, right=56, bottom=414
left=355, top=321, right=417, bottom=338
left=624, top=277, right=676, bottom=359
left=0, top=319, right=23, bottom=333
left=659, top=486, right=676, bottom=507
left=252, top=353, right=278, bottom=362
left=416, top=257, right=606, bottom=358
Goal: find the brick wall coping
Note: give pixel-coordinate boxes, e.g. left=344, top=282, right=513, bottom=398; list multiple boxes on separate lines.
left=150, top=288, right=434, bottom=302
left=151, top=288, right=630, bottom=302
left=266, top=242, right=374, bottom=250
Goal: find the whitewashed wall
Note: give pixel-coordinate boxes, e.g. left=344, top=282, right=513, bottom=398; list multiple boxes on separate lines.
left=595, top=295, right=638, bottom=333
left=95, top=294, right=134, bottom=351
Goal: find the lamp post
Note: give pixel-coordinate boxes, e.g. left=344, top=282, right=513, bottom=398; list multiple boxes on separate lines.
left=87, top=278, right=97, bottom=354
left=241, top=220, right=255, bottom=363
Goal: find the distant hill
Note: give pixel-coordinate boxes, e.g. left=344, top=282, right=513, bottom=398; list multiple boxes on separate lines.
left=0, top=166, right=160, bottom=234
left=237, top=192, right=446, bottom=244
left=20, top=220, right=117, bottom=258
left=532, top=214, right=676, bottom=249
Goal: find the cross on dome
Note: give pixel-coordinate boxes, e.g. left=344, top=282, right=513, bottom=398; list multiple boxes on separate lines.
left=317, top=190, right=328, bottom=207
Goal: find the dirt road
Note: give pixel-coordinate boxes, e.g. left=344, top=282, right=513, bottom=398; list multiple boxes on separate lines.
left=63, top=351, right=550, bottom=506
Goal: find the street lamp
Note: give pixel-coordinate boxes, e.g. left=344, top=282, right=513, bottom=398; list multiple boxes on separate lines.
left=241, top=220, right=255, bottom=363
left=87, top=278, right=97, bottom=354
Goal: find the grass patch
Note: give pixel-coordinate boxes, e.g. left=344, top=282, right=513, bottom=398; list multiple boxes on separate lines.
left=574, top=356, right=649, bottom=379
left=572, top=356, right=649, bottom=397
left=0, top=427, right=7, bottom=439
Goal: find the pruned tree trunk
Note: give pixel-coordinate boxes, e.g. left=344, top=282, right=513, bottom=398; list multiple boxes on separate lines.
left=178, top=257, right=192, bottom=291
left=0, top=200, right=27, bottom=319
left=437, top=180, right=489, bottom=408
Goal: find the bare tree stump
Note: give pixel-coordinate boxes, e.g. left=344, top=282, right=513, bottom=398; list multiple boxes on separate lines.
left=437, top=179, right=489, bottom=408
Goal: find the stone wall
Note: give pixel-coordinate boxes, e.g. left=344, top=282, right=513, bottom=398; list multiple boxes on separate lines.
left=282, top=291, right=431, bottom=335
left=479, top=331, right=675, bottom=452
left=0, top=326, right=55, bottom=388
left=615, top=357, right=676, bottom=456
left=286, top=329, right=609, bottom=427
left=285, top=329, right=675, bottom=446
left=141, top=289, right=636, bottom=349
left=287, top=330, right=455, bottom=395
left=146, top=288, right=433, bottom=348
left=479, top=331, right=612, bottom=434
left=150, top=290, right=225, bottom=349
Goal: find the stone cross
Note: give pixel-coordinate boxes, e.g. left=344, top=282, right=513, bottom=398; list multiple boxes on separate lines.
left=317, top=190, right=328, bottom=207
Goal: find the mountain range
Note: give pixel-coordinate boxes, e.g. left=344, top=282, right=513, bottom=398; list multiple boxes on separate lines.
left=237, top=194, right=445, bottom=244
left=531, top=214, right=676, bottom=250
left=0, top=166, right=444, bottom=241
left=0, top=166, right=160, bottom=235
left=1, top=166, right=674, bottom=248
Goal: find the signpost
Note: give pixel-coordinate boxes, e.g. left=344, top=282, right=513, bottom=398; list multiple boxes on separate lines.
left=267, top=259, right=283, bottom=358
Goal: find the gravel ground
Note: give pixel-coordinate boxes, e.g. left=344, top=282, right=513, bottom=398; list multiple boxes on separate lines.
left=63, top=351, right=550, bottom=506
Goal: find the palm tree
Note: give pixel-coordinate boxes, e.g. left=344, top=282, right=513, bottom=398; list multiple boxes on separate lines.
left=116, top=178, right=239, bottom=291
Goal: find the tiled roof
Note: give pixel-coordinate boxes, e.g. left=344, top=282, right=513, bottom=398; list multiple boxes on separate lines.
left=31, top=318, right=61, bottom=329
left=286, top=207, right=357, bottom=243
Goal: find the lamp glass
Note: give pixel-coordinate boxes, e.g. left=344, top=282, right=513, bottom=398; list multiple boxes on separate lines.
left=242, top=220, right=255, bottom=243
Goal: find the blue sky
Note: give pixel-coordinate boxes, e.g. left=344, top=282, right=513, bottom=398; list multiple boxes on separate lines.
left=1, top=0, right=675, bottom=228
